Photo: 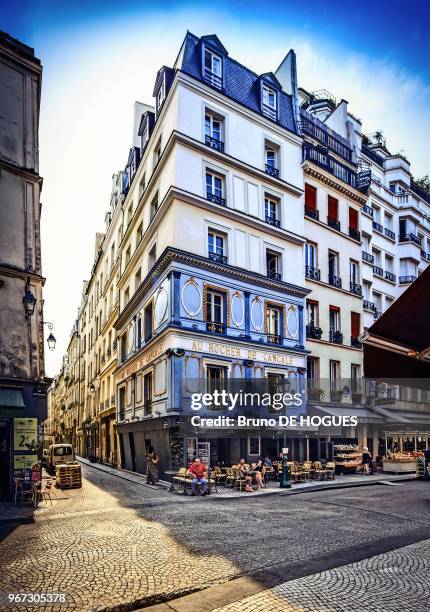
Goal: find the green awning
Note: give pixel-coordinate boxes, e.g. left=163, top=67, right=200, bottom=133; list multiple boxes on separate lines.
left=0, top=388, right=25, bottom=408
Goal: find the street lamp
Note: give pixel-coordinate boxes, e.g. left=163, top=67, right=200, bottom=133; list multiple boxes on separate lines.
left=43, top=322, right=56, bottom=351
left=23, top=289, right=36, bottom=317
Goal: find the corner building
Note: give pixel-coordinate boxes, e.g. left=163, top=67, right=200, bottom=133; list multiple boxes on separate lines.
left=114, top=34, right=309, bottom=475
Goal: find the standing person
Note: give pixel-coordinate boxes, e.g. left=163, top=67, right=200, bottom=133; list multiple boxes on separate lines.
left=187, top=457, right=208, bottom=496
left=362, top=447, right=372, bottom=475
left=146, top=445, right=160, bottom=484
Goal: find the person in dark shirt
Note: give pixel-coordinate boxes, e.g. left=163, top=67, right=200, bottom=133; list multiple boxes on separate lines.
left=187, top=457, right=208, bottom=495
left=362, top=447, right=372, bottom=475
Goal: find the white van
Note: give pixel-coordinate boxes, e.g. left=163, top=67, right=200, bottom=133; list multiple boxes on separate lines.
left=47, top=444, right=75, bottom=474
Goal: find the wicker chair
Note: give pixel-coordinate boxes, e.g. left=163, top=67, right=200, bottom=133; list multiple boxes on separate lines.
left=324, top=462, right=336, bottom=480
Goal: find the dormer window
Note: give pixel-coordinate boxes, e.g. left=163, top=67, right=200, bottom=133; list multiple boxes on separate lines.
left=262, top=85, right=277, bottom=121
left=156, top=73, right=166, bottom=114
left=204, top=49, right=222, bottom=89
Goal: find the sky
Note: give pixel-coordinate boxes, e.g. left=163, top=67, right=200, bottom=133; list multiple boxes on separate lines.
left=2, top=0, right=430, bottom=376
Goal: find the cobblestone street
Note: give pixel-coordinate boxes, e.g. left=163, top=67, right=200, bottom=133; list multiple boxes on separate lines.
left=1, top=463, right=430, bottom=611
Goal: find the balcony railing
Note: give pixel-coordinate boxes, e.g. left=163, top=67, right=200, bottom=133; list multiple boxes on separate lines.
left=384, top=228, right=395, bottom=240
left=399, top=233, right=421, bottom=246
left=399, top=275, right=416, bottom=284
left=328, top=274, right=342, bottom=288
left=329, top=330, right=343, bottom=344
left=111, top=395, right=115, bottom=406
left=206, top=321, right=226, bottom=334
left=305, top=207, right=319, bottom=220
left=385, top=271, right=396, bottom=282
left=350, top=282, right=362, bottom=296
left=306, top=325, right=322, bottom=340
left=267, top=271, right=281, bottom=281
left=421, top=249, right=426, bottom=259
left=349, top=228, right=361, bottom=241
left=351, top=336, right=363, bottom=349
left=300, top=116, right=353, bottom=162
left=265, top=215, right=280, bottom=228
left=327, top=216, right=340, bottom=231
left=267, top=333, right=282, bottom=345
left=208, top=252, right=228, bottom=265
left=203, top=69, right=222, bottom=89
left=362, top=144, right=384, bottom=168
left=362, top=204, right=374, bottom=217
left=303, top=143, right=358, bottom=190
left=362, top=251, right=374, bottom=264
left=373, top=221, right=383, bottom=233
left=205, top=135, right=224, bottom=152
left=265, top=164, right=279, bottom=178
left=207, top=192, right=226, bottom=207
left=262, top=104, right=277, bottom=121
left=363, top=300, right=375, bottom=311
left=373, top=265, right=383, bottom=277
left=305, top=266, right=321, bottom=281
left=144, top=400, right=153, bottom=416
left=374, top=309, right=383, bottom=319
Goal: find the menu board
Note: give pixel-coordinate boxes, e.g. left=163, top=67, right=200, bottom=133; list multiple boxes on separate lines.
left=14, top=418, right=38, bottom=451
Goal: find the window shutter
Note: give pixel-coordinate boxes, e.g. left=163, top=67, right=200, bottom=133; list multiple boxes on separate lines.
left=349, top=207, right=358, bottom=229
left=328, top=196, right=338, bottom=219
left=351, top=312, right=360, bottom=338
left=305, top=184, right=317, bottom=210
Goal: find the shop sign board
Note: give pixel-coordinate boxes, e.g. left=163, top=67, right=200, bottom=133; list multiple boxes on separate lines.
left=14, top=418, right=38, bottom=451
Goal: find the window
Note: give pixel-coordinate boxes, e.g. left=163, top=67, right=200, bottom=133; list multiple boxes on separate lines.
left=373, top=291, right=382, bottom=316
left=136, top=316, right=142, bottom=348
left=266, top=250, right=281, bottom=280
left=206, top=288, right=225, bottom=333
left=148, top=243, right=156, bottom=269
left=305, top=242, right=319, bottom=279
left=136, top=221, right=143, bottom=245
left=206, top=171, right=225, bottom=205
left=329, top=306, right=340, bottom=332
left=327, top=195, right=339, bottom=230
left=264, top=195, right=280, bottom=227
left=206, top=366, right=226, bottom=410
left=150, top=192, right=159, bottom=220
left=156, top=77, right=165, bottom=113
left=329, top=360, right=341, bottom=391
left=144, top=301, right=153, bottom=342
left=351, top=312, right=361, bottom=345
left=305, top=183, right=317, bottom=211
left=143, top=372, right=153, bottom=415
left=307, top=358, right=319, bottom=386
left=208, top=231, right=226, bottom=263
left=351, top=364, right=361, bottom=395
left=205, top=111, right=223, bottom=151
left=139, top=173, right=146, bottom=199
left=264, top=141, right=279, bottom=177
left=363, top=280, right=371, bottom=301
left=328, top=251, right=340, bottom=286
left=119, top=387, right=126, bottom=420
left=262, top=84, right=277, bottom=120
left=124, top=287, right=129, bottom=306
left=125, top=246, right=131, bottom=268
left=350, top=260, right=360, bottom=293
left=204, top=49, right=222, bottom=88
left=127, top=204, right=133, bottom=227
left=306, top=300, right=319, bottom=327
left=266, top=304, right=282, bottom=343
left=120, top=334, right=127, bottom=362
left=349, top=207, right=360, bottom=240
left=135, top=268, right=141, bottom=291
left=153, top=137, right=162, bottom=167
left=385, top=296, right=394, bottom=311
left=267, top=373, right=284, bottom=414
left=385, top=254, right=394, bottom=272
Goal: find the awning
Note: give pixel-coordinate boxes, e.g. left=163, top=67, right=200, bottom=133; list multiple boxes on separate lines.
left=313, top=405, right=383, bottom=421
left=0, top=388, right=25, bottom=408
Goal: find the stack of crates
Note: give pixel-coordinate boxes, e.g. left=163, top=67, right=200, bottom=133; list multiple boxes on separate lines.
left=55, top=463, right=82, bottom=489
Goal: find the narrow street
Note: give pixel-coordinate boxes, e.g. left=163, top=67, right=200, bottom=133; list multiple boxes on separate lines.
left=1, top=464, right=430, bottom=611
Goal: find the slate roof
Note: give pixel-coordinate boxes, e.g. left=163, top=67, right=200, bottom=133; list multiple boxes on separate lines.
left=178, top=32, right=298, bottom=135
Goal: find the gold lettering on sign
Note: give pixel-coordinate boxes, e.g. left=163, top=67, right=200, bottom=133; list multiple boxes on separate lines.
left=192, top=341, right=203, bottom=351
left=247, top=350, right=257, bottom=360
left=208, top=343, right=242, bottom=358
left=263, top=352, right=294, bottom=366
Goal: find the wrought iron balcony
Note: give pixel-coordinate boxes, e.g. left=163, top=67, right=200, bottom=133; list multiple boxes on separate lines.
left=203, top=69, right=222, bottom=89
left=373, top=221, right=383, bottom=233
left=305, top=266, right=321, bottom=281
left=373, top=265, right=383, bottom=277
left=207, top=192, right=226, bottom=207
left=399, top=233, right=421, bottom=246
left=302, top=142, right=358, bottom=189
left=206, top=321, right=226, bottom=334
left=384, top=228, right=395, bottom=240
left=305, top=207, right=319, bottom=220
left=208, top=252, right=228, bottom=264
left=265, top=164, right=279, bottom=178
left=144, top=400, right=153, bottom=416
left=265, top=215, right=280, bottom=228
left=327, top=216, right=341, bottom=231
left=362, top=204, right=374, bottom=217
left=329, top=330, right=343, bottom=344
left=350, top=282, right=362, bottom=295
left=267, top=333, right=282, bottom=345
left=363, top=300, right=375, bottom=311
left=351, top=336, right=363, bottom=349
left=267, top=271, right=281, bottom=281
left=205, top=135, right=224, bottom=152
left=399, top=275, right=416, bottom=284
left=306, top=325, right=322, bottom=340
left=362, top=251, right=374, bottom=264
left=300, top=116, right=353, bottom=162
left=384, top=271, right=396, bottom=282
left=373, top=310, right=382, bottom=319
left=349, top=227, right=361, bottom=241
left=421, top=249, right=426, bottom=259
left=328, top=274, right=342, bottom=288
left=262, top=104, right=277, bottom=121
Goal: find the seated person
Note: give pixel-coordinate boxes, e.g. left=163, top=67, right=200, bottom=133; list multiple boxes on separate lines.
left=236, top=458, right=253, bottom=491
left=264, top=455, right=273, bottom=468
left=186, top=457, right=208, bottom=496
left=250, top=461, right=265, bottom=489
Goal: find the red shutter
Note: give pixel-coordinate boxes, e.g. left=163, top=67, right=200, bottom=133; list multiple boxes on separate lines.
left=305, top=183, right=317, bottom=210
left=349, top=207, right=358, bottom=230
left=329, top=305, right=340, bottom=313
left=351, top=312, right=360, bottom=338
left=328, top=196, right=338, bottom=220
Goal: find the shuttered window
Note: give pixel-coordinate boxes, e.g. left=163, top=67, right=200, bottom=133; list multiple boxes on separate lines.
left=351, top=312, right=360, bottom=338
left=305, top=183, right=317, bottom=210
left=328, top=195, right=338, bottom=220
left=349, top=207, right=358, bottom=230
